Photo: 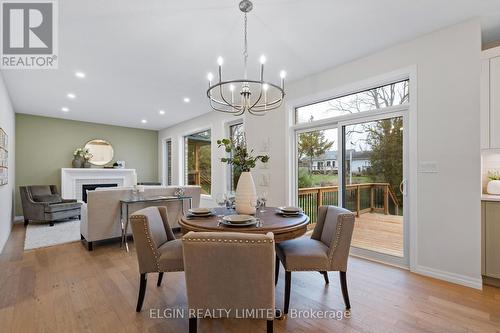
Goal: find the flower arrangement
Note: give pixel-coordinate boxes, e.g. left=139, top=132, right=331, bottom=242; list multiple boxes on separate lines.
left=488, top=170, right=500, bottom=181
left=72, top=147, right=93, bottom=168
left=73, top=148, right=93, bottom=161
left=217, top=137, right=269, bottom=172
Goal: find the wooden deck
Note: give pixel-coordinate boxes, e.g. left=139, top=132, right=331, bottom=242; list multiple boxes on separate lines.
left=351, top=212, right=404, bottom=257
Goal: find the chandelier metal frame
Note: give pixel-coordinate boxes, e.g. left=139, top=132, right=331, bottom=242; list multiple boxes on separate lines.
left=206, top=0, right=286, bottom=116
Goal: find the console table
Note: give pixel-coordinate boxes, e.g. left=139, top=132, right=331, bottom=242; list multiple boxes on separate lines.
left=120, top=195, right=192, bottom=252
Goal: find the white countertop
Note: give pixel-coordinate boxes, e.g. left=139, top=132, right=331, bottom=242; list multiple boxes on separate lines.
left=482, top=194, right=500, bottom=202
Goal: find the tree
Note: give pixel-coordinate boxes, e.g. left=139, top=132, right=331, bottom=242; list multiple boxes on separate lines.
left=365, top=117, right=403, bottom=203
left=328, top=81, right=408, bottom=205
left=298, top=130, right=334, bottom=172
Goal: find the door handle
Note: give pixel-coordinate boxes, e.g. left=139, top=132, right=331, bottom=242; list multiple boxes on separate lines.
left=399, top=179, right=407, bottom=196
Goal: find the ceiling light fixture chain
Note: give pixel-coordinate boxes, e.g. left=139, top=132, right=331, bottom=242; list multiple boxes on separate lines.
left=205, top=0, right=286, bottom=116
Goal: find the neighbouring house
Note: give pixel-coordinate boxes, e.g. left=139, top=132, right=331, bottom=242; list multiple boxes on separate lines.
left=304, top=150, right=371, bottom=173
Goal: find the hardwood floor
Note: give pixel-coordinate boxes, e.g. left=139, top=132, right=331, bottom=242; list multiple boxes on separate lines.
left=1, top=223, right=500, bottom=333
left=351, top=213, right=404, bottom=257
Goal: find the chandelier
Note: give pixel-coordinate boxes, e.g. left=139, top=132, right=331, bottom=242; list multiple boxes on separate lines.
left=206, top=0, right=286, bottom=116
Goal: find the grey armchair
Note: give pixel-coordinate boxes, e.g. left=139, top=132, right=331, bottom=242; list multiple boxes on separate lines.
left=276, top=205, right=355, bottom=315
left=129, top=206, right=184, bottom=312
left=20, top=185, right=82, bottom=227
left=183, top=231, right=276, bottom=333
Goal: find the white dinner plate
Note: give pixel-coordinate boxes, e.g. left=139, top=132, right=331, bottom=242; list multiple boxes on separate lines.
left=222, top=214, right=255, bottom=224
left=220, top=219, right=258, bottom=227
left=277, top=206, right=302, bottom=213
left=189, top=208, right=213, bottom=215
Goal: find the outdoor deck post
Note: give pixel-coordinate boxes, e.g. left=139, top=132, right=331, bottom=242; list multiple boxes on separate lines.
left=384, top=185, right=389, bottom=215
left=356, top=185, right=361, bottom=217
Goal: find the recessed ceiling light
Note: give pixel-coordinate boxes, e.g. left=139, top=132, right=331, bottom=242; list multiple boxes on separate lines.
left=183, top=97, right=190, bottom=103
left=75, top=71, right=86, bottom=78
left=67, top=93, right=76, bottom=99
left=61, top=107, right=69, bottom=112
left=159, top=110, right=165, bottom=115
left=141, top=119, right=147, bottom=124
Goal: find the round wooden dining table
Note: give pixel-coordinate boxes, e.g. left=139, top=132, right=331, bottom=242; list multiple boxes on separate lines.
left=178, top=207, right=310, bottom=243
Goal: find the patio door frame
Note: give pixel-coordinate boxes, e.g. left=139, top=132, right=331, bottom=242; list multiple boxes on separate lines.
left=286, top=67, right=418, bottom=270
left=338, top=110, right=409, bottom=268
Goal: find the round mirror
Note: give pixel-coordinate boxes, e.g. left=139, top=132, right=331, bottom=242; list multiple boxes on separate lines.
left=84, top=139, right=114, bottom=166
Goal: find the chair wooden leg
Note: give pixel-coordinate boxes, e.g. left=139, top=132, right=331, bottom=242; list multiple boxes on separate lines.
left=157, top=272, right=164, bottom=287
left=87, top=241, right=93, bottom=251
left=319, top=271, right=329, bottom=284
left=189, top=317, right=197, bottom=333
left=136, top=273, right=147, bottom=312
left=339, top=271, right=351, bottom=309
left=275, top=254, right=279, bottom=286
left=24, top=219, right=29, bottom=227
left=267, top=319, right=273, bottom=333
left=284, top=271, right=291, bottom=315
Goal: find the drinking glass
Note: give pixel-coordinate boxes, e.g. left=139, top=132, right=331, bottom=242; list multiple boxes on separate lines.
left=215, top=193, right=226, bottom=225
left=258, top=191, right=268, bottom=213
left=226, top=191, right=236, bottom=213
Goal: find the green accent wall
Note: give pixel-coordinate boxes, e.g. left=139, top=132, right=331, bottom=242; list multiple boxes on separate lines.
left=15, top=114, right=158, bottom=215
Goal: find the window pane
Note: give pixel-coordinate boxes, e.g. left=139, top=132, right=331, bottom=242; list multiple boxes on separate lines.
left=295, top=80, right=409, bottom=124
left=166, top=140, right=172, bottom=185
left=343, top=117, right=404, bottom=257
left=229, top=123, right=244, bottom=191
left=297, top=128, right=338, bottom=223
left=185, top=130, right=211, bottom=195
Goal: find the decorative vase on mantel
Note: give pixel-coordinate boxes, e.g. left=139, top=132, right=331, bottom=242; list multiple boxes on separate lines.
left=235, top=171, right=257, bottom=215
left=83, top=160, right=91, bottom=168
left=72, top=156, right=84, bottom=168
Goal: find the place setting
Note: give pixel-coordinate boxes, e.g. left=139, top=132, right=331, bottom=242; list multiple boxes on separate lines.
left=186, top=207, right=215, bottom=219
left=276, top=206, right=303, bottom=217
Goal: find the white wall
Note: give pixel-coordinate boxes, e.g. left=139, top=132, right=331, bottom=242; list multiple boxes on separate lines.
left=0, top=72, right=15, bottom=253
left=244, top=20, right=482, bottom=288
left=158, top=111, right=241, bottom=207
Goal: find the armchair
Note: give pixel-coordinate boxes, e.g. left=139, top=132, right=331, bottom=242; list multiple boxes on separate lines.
left=20, top=185, right=82, bottom=227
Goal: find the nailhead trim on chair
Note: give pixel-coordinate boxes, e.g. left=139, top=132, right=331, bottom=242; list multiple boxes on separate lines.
left=183, top=237, right=273, bottom=243
left=133, top=216, right=161, bottom=272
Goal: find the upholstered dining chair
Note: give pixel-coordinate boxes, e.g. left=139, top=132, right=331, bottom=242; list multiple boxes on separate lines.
left=276, top=205, right=355, bottom=315
left=130, top=206, right=184, bottom=312
left=183, top=231, right=276, bottom=333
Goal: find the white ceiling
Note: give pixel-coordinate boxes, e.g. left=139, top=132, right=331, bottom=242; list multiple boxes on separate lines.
left=2, top=0, right=500, bottom=130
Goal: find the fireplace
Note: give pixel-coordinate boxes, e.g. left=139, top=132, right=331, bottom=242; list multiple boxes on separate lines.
left=82, top=183, right=118, bottom=203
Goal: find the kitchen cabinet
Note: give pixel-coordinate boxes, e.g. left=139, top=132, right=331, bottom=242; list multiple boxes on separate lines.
left=482, top=200, right=500, bottom=285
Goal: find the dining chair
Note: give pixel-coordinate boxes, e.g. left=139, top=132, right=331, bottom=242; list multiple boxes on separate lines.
left=276, top=205, right=355, bottom=315
left=130, top=206, right=184, bottom=312
left=183, top=231, right=276, bottom=333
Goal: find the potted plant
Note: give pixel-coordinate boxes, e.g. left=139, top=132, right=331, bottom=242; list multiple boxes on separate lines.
left=83, top=150, right=93, bottom=168
left=72, top=148, right=85, bottom=168
left=217, top=137, right=269, bottom=214
left=72, top=148, right=93, bottom=168
left=487, top=170, right=500, bottom=195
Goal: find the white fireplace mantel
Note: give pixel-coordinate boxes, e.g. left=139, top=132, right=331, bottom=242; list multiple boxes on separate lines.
left=61, top=168, right=137, bottom=200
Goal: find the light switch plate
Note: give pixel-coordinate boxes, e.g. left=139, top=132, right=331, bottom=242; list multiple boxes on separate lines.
left=419, top=161, right=438, bottom=173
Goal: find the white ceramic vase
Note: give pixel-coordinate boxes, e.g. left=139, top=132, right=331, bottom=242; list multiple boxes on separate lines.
left=235, top=171, right=257, bottom=215
left=487, top=180, right=500, bottom=195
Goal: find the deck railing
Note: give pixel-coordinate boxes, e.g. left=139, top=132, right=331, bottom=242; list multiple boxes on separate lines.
left=298, top=183, right=400, bottom=224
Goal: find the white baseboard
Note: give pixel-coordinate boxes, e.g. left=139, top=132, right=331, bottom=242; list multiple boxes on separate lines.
left=413, top=265, right=482, bottom=290
left=14, top=215, right=24, bottom=223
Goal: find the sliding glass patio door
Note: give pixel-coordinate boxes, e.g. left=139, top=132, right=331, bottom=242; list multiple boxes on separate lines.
left=293, top=79, right=410, bottom=266
left=340, top=113, right=408, bottom=265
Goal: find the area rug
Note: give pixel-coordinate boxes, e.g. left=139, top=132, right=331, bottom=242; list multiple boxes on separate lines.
left=24, top=219, right=81, bottom=250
